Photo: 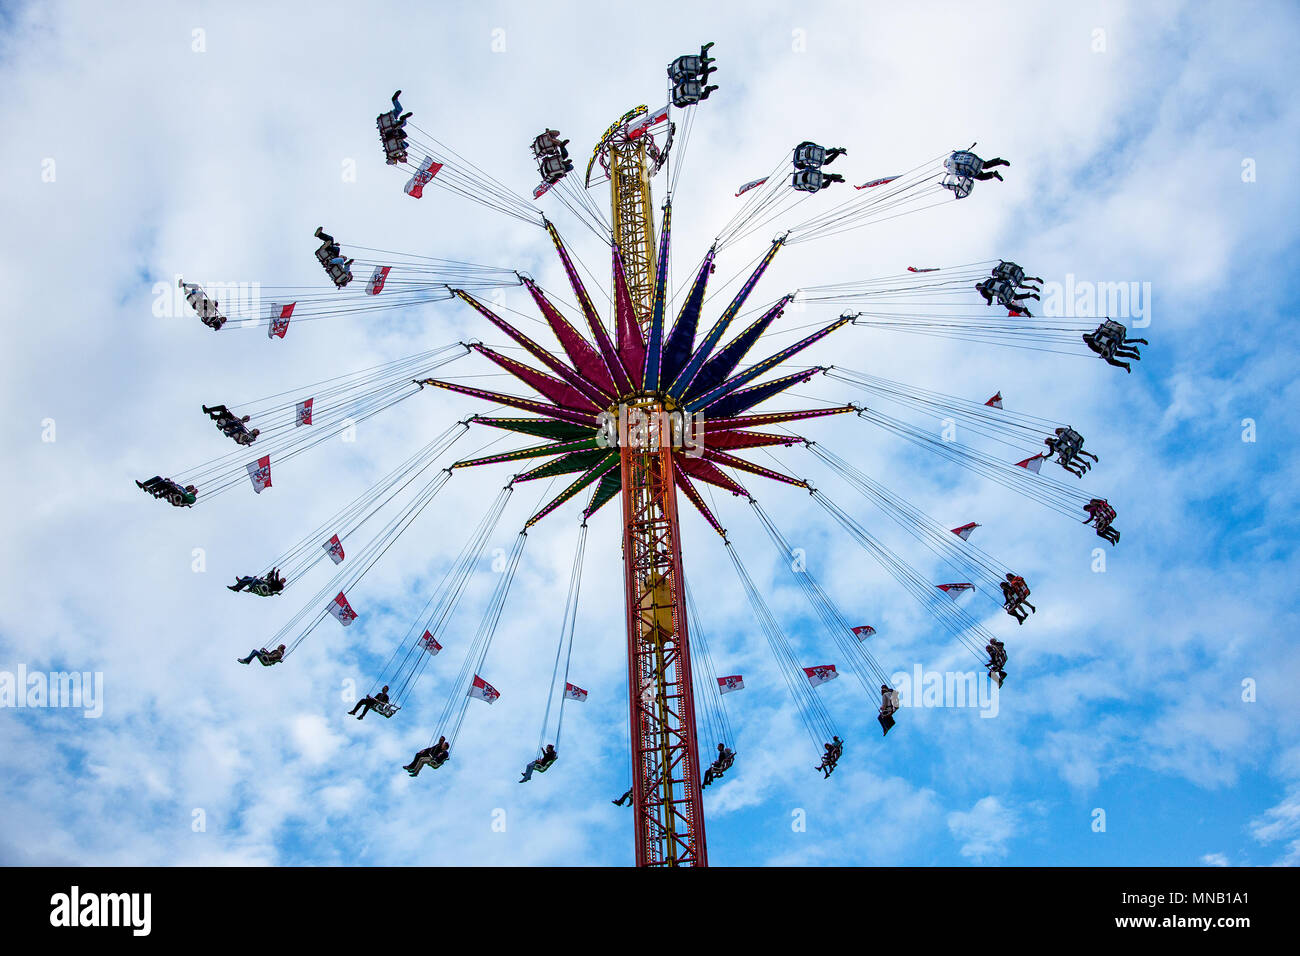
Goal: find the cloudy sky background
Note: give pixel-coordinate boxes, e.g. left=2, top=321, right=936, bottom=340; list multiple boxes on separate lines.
left=1, top=0, right=1298, bottom=866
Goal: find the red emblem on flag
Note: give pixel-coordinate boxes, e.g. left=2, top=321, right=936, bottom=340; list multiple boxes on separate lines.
left=803, top=664, right=839, bottom=687
left=404, top=156, right=442, bottom=198
left=328, top=591, right=358, bottom=626
left=469, top=675, right=500, bottom=703
left=268, top=302, right=295, bottom=339
left=366, top=266, right=392, bottom=295
left=717, top=675, right=744, bottom=694
left=246, top=455, right=271, bottom=493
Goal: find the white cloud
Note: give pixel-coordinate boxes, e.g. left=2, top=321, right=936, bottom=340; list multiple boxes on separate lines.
left=948, top=795, right=1018, bottom=862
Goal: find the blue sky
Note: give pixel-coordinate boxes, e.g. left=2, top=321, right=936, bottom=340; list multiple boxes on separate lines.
left=1, top=0, right=1298, bottom=867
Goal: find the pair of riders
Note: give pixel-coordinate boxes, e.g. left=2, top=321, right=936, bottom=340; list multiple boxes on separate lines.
left=816, top=736, right=844, bottom=778
left=405, top=736, right=450, bottom=776
left=136, top=475, right=198, bottom=507
left=228, top=567, right=285, bottom=596
left=1045, top=426, right=1097, bottom=477
left=702, top=743, right=736, bottom=787
left=203, top=404, right=259, bottom=445
left=1083, top=319, right=1148, bottom=373
left=313, top=227, right=354, bottom=287
left=1000, top=572, right=1036, bottom=624
left=377, top=90, right=413, bottom=164
left=986, top=638, right=1008, bottom=687
left=1083, top=498, right=1121, bottom=545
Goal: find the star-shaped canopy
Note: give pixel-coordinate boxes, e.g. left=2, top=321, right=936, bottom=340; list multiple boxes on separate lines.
left=419, top=209, right=855, bottom=532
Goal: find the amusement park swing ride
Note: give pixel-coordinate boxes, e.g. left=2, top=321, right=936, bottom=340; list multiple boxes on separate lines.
left=144, top=42, right=1140, bottom=866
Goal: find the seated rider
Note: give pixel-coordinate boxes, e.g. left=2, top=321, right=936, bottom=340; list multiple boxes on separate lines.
left=519, top=743, right=559, bottom=782
left=1083, top=321, right=1148, bottom=373
left=180, top=280, right=225, bottom=326
left=202, top=404, right=239, bottom=425
left=532, top=129, right=570, bottom=160
left=404, top=736, right=450, bottom=776
left=816, top=736, right=843, bottom=778
left=612, top=787, right=634, bottom=807
left=228, top=567, right=285, bottom=596
left=1050, top=426, right=1097, bottom=472
left=220, top=417, right=260, bottom=445
left=702, top=742, right=736, bottom=787
left=1083, top=498, right=1121, bottom=545
left=1044, top=435, right=1086, bottom=477
left=976, top=277, right=1037, bottom=315
left=986, top=638, right=1008, bottom=687
left=1000, top=572, right=1036, bottom=624
left=349, top=685, right=390, bottom=720
left=237, top=644, right=286, bottom=666
left=878, top=684, right=900, bottom=735
left=136, top=476, right=199, bottom=507
left=313, top=227, right=343, bottom=265
left=326, top=257, right=355, bottom=287
left=974, top=156, right=1010, bottom=181
left=879, top=684, right=899, bottom=718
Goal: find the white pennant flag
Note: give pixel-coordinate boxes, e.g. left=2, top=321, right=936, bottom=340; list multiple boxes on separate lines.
left=803, top=664, right=839, bottom=687
left=468, top=675, right=500, bottom=704
left=246, top=455, right=271, bottom=493
left=1015, top=453, right=1044, bottom=474
left=328, top=591, right=358, bottom=626
left=323, top=534, right=345, bottom=564
left=717, top=675, right=744, bottom=695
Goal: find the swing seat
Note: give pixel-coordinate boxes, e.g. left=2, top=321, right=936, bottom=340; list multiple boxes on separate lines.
left=534, top=755, right=557, bottom=773
left=374, top=701, right=400, bottom=718
left=944, top=150, right=983, bottom=178
left=993, top=261, right=1025, bottom=286
left=410, top=752, right=448, bottom=774
left=382, top=141, right=408, bottom=164
left=940, top=173, right=974, bottom=199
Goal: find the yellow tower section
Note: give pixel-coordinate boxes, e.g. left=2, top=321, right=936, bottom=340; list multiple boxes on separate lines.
left=608, top=136, right=658, bottom=334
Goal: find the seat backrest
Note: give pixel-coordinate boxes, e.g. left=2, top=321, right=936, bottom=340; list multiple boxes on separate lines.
left=941, top=174, right=973, bottom=199
left=945, top=151, right=982, bottom=177
left=795, top=143, right=825, bottom=168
